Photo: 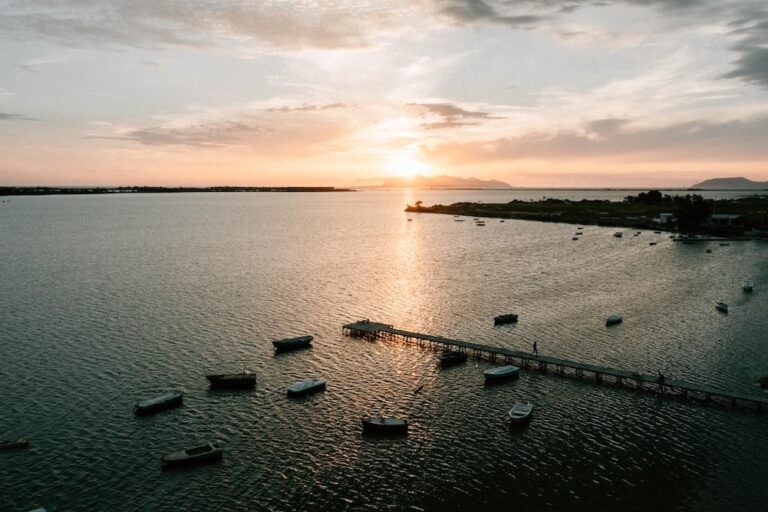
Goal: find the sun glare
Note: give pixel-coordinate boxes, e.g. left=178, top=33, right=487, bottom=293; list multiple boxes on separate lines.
left=384, top=151, right=432, bottom=178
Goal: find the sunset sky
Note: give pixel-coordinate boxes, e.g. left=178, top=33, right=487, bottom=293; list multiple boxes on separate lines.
left=1, top=0, right=767, bottom=187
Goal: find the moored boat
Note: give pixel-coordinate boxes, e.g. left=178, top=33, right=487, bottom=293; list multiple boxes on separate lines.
left=287, top=379, right=326, bottom=397
left=206, top=370, right=256, bottom=389
left=0, top=437, right=29, bottom=450
left=134, top=390, right=183, bottom=415
left=494, top=313, right=518, bottom=325
left=162, top=443, right=222, bottom=468
left=508, top=402, right=533, bottom=423
left=715, top=302, right=728, bottom=313
left=613, top=232, right=623, bottom=238
left=438, top=350, right=468, bottom=366
left=742, top=282, right=753, bottom=292
left=273, top=335, right=313, bottom=352
left=606, top=314, right=623, bottom=326
left=484, top=365, right=520, bottom=383
left=361, top=417, right=410, bottom=435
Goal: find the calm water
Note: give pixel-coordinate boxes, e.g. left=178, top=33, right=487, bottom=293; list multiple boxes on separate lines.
left=1, top=190, right=767, bottom=512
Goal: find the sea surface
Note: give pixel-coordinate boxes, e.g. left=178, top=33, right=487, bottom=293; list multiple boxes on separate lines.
left=1, top=190, right=767, bottom=512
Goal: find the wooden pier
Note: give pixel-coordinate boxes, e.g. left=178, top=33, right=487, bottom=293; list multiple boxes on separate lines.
left=343, top=320, right=768, bottom=411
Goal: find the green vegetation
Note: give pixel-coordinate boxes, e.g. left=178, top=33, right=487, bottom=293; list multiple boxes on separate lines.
left=406, top=191, right=768, bottom=236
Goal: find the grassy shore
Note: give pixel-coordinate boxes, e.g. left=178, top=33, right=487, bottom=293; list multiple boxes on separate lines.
left=405, top=194, right=768, bottom=236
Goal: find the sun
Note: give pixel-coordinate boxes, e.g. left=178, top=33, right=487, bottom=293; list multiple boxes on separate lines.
left=384, top=150, right=432, bottom=178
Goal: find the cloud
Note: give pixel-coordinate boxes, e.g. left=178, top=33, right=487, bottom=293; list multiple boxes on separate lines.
left=108, top=121, right=262, bottom=148
left=421, top=116, right=768, bottom=163
left=267, top=103, right=352, bottom=113
left=0, top=112, right=37, bottom=121
left=435, top=0, right=543, bottom=27
left=0, top=1, right=415, bottom=51
left=408, top=102, right=501, bottom=129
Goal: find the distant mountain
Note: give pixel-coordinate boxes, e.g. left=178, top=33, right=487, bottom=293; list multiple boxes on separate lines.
left=355, top=174, right=511, bottom=189
left=692, top=177, right=768, bottom=189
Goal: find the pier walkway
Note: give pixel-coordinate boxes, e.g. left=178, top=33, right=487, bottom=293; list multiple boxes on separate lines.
left=343, top=320, right=768, bottom=411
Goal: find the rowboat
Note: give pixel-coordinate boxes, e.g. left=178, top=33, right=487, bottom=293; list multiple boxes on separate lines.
left=361, top=417, right=410, bottom=435
left=287, top=379, right=326, bottom=397
left=606, top=314, right=623, bottom=326
left=134, top=390, right=183, bottom=415
left=494, top=313, right=518, bottom=325
left=508, top=402, right=533, bottom=423
left=715, top=302, right=728, bottom=313
left=484, top=365, right=520, bottom=383
left=743, top=282, right=753, bottom=292
left=438, top=350, right=468, bottom=366
left=0, top=437, right=29, bottom=450
left=273, top=335, right=313, bottom=352
left=162, top=443, right=222, bottom=468
left=206, top=370, right=256, bottom=389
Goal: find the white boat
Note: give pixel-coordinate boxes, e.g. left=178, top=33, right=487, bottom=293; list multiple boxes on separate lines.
left=606, top=314, right=623, bottom=326
left=162, top=443, right=223, bottom=468
left=134, top=390, right=183, bottom=415
left=287, top=379, right=326, bottom=397
left=613, top=232, right=623, bottom=238
left=742, top=282, right=753, bottom=292
left=715, top=302, right=728, bottom=313
left=508, top=402, right=533, bottom=423
left=484, top=365, right=520, bottom=382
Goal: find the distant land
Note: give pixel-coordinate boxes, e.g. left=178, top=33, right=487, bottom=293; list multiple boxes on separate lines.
left=691, top=177, right=768, bottom=189
left=0, top=186, right=352, bottom=196
left=354, top=174, right=511, bottom=189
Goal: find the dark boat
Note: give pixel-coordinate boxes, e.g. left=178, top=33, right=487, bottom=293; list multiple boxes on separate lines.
left=0, top=437, right=29, bottom=450
left=362, top=417, right=410, bottom=435
left=134, top=390, right=183, bottom=415
left=162, top=443, right=223, bottom=468
left=494, top=313, right=518, bottom=325
left=438, top=350, right=468, bottom=366
left=272, top=335, right=313, bottom=352
left=206, top=370, right=256, bottom=389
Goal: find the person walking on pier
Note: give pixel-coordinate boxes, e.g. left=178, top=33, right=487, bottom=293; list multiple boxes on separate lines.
left=533, top=341, right=538, bottom=354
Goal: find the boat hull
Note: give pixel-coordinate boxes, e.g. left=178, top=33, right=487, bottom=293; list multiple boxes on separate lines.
left=361, top=418, right=409, bottom=435
left=273, top=335, right=313, bottom=352
left=484, top=365, right=520, bottom=383
left=0, top=438, right=29, bottom=450
left=134, top=392, right=183, bottom=415
left=206, top=374, right=256, bottom=390
left=287, top=379, right=326, bottom=397
left=439, top=351, right=468, bottom=367
left=494, top=314, right=519, bottom=325
left=162, top=446, right=223, bottom=468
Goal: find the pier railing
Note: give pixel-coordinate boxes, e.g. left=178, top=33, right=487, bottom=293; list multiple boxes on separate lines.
left=343, top=320, right=768, bottom=411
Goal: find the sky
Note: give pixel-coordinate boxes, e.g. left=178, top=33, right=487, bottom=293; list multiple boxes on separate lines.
left=1, top=0, right=767, bottom=187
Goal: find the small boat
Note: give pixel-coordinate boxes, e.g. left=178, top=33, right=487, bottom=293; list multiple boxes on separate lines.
left=162, top=443, right=223, bottom=468
left=438, top=350, right=468, bottom=366
left=654, top=231, right=661, bottom=234
left=484, top=365, right=520, bottom=383
left=206, top=370, right=256, bottom=389
left=500, top=220, right=505, bottom=223
left=407, top=218, right=412, bottom=221
left=494, top=313, right=518, bottom=325
left=272, top=335, right=313, bottom=352
left=715, top=302, right=728, bottom=313
left=706, top=248, right=712, bottom=253
left=475, top=222, right=486, bottom=226
left=575, top=232, right=583, bottom=235
left=0, top=437, right=29, bottom=450
left=606, top=314, right=623, bottom=326
left=134, top=390, right=183, bottom=415
left=649, top=242, right=657, bottom=246
left=455, top=219, right=466, bottom=222
left=508, top=402, right=533, bottom=423
left=613, top=232, right=623, bottom=238
left=572, top=237, right=579, bottom=241
left=361, top=417, right=409, bottom=435
left=287, top=379, right=326, bottom=397
left=720, top=243, right=730, bottom=247
left=742, top=282, right=753, bottom=292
